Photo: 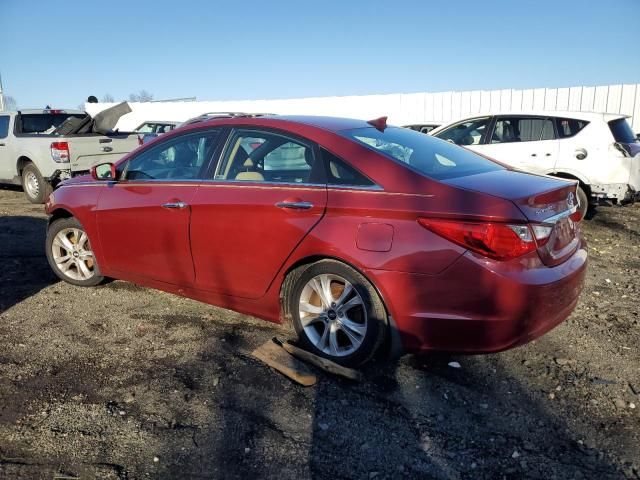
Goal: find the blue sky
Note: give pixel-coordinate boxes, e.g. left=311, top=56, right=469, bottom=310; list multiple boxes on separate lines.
left=1, top=0, right=639, bottom=108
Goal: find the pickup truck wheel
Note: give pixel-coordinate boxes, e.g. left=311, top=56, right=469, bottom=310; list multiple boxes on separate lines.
left=46, top=217, right=104, bottom=287
left=21, top=163, right=52, bottom=204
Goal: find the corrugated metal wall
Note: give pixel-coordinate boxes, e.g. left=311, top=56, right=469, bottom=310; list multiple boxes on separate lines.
left=88, top=83, right=640, bottom=132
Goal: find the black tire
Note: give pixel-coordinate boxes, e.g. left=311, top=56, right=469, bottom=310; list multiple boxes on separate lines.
left=21, top=163, right=53, bottom=204
left=288, top=259, right=387, bottom=368
left=576, top=186, right=589, bottom=220
left=46, top=217, right=104, bottom=287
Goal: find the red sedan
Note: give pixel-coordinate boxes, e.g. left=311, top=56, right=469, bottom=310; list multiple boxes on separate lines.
left=44, top=115, right=587, bottom=367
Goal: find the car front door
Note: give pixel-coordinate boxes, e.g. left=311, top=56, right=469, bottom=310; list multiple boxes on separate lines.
left=190, top=128, right=327, bottom=299
left=479, top=116, right=559, bottom=173
left=95, top=128, right=222, bottom=286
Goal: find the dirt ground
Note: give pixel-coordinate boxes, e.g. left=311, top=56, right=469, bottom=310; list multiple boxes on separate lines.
left=0, top=186, right=638, bottom=480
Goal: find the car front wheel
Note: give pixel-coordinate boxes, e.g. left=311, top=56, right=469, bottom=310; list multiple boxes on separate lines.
left=288, top=260, right=387, bottom=367
left=46, top=217, right=104, bottom=287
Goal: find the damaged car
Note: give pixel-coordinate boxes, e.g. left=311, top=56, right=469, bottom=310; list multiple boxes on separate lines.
left=430, top=112, right=640, bottom=219
left=45, top=115, right=587, bottom=367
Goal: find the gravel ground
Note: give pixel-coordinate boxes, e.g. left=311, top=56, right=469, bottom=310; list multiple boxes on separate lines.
left=0, top=186, right=638, bottom=480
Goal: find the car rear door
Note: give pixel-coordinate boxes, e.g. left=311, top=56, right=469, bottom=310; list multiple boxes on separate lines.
left=190, top=127, right=327, bottom=299
left=95, top=128, right=222, bottom=286
left=478, top=116, right=559, bottom=173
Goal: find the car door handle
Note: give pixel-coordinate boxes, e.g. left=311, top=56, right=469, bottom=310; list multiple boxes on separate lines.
left=101, top=146, right=113, bottom=152
left=275, top=201, right=313, bottom=210
left=545, top=153, right=552, bottom=157
left=99, top=138, right=112, bottom=143
left=162, top=202, right=188, bottom=209
left=531, top=153, right=537, bottom=157
left=0, top=143, right=5, bottom=146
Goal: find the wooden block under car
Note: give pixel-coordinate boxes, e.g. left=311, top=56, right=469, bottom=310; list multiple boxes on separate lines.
left=251, top=339, right=317, bottom=386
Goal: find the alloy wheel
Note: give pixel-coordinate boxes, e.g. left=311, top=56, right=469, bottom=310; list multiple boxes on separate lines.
left=298, top=274, right=367, bottom=357
left=51, top=228, right=95, bottom=281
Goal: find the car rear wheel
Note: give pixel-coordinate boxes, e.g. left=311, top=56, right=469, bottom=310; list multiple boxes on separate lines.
left=22, top=163, right=52, bottom=204
left=46, top=217, right=104, bottom=287
left=288, top=260, right=387, bottom=367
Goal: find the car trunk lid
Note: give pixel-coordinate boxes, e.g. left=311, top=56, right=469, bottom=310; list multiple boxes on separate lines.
left=444, top=169, right=581, bottom=266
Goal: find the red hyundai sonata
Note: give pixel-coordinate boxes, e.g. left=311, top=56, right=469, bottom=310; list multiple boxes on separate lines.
left=44, top=115, right=587, bottom=366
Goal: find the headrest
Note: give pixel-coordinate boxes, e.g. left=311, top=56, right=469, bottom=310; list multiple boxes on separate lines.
left=235, top=171, right=264, bottom=182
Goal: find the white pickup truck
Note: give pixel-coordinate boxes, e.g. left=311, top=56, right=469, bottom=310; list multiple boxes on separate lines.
left=0, top=103, right=141, bottom=203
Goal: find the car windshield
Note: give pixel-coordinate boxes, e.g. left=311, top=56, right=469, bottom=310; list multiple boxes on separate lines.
left=608, top=118, right=638, bottom=143
left=341, top=126, right=504, bottom=180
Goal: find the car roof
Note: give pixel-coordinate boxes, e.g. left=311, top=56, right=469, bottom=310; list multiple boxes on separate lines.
left=194, top=114, right=376, bottom=133
left=16, top=109, right=85, bottom=115
left=445, top=111, right=628, bottom=122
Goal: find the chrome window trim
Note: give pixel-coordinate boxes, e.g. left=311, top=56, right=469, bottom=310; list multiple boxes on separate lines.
left=198, top=179, right=384, bottom=191
left=327, top=183, right=383, bottom=191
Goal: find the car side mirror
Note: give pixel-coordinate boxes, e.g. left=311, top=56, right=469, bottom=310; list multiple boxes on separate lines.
left=91, top=162, right=117, bottom=181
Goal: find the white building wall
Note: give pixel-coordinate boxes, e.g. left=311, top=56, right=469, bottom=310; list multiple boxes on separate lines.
left=86, top=83, right=640, bottom=132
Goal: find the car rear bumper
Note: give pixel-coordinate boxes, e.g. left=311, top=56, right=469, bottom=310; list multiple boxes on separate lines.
left=367, top=238, right=587, bottom=355
left=590, top=182, right=637, bottom=204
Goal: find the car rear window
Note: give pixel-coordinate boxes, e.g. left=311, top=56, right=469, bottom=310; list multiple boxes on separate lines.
left=556, top=118, right=589, bottom=138
left=18, top=113, right=87, bottom=134
left=608, top=118, right=638, bottom=143
left=341, top=126, right=504, bottom=180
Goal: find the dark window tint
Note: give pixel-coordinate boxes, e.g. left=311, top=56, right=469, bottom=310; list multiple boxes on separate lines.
left=608, top=118, right=637, bottom=143
left=491, top=117, right=554, bottom=143
left=322, top=148, right=374, bottom=187
left=434, top=117, right=490, bottom=145
left=125, top=130, right=219, bottom=180
left=216, top=129, right=320, bottom=184
left=0, top=116, right=9, bottom=138
left=420, top=125, right=438, bottom=134
left=19, top=113, right=86, bottom=134
left=342, top=126, right=503, bottom=180
left=556, top=118, right=589, bottom=138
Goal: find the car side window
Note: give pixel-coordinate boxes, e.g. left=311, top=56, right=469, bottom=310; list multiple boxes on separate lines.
left=0, top=116, right=9, bottom=138
left=435, top=117, right=490, bottom=146
left=321, top=148, right=375, bottom=187
left=491, top=117, right=555, bottom=144
left=124, top=130, right=220, bottom=181
left=215, top=129, right=322, bottom=184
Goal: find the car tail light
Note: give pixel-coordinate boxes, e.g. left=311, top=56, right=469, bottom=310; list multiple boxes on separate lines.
left=417, top=218, right=539, bottom=261
left=530, top=224, right=553, bottom=246
left=50, top=142, right=70, bottom=163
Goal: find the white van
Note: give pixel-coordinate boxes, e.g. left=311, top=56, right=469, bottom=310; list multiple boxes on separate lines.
left=430, top=112, right=640, bottom=218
